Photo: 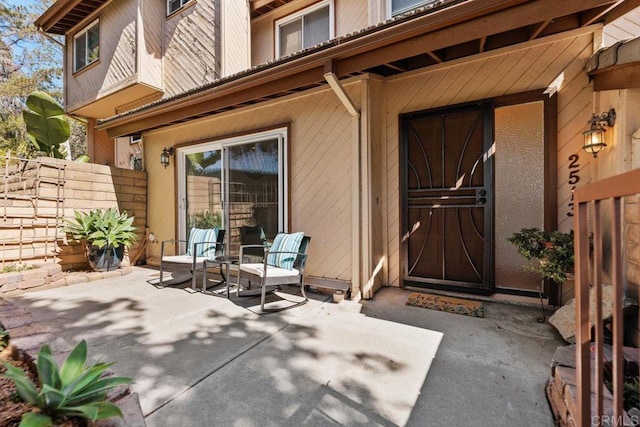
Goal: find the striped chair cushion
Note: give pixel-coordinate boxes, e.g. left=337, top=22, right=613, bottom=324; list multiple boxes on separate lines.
left=186, top=227, right=219, bottom=258
left=266, top=232, right=304, bottom=270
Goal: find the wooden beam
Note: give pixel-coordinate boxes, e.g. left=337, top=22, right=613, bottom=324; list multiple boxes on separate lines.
left=604, top=0, right=640, bottom=23
left=592, top=63, right=640, bottom=91
left=530, top=20, right=552, bottom=40
left=251, top=0, right=293, bottom=12
left=580, top=2, right=622, bottom=26
left=324, top=72, right=359, bottom=117
left=36, top=0, right=85, bottom=31
left=479, top=36, right=487, bottom=52
left=426, top=51, right=443, bottom=63
left=383, top=62, right=406, bottom=72
left=99, top=0, right=618, bottom=135
left=335, top=0, right=615, bottom=76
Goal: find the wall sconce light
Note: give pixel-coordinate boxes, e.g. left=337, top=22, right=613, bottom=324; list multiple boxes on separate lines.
left=582, top=109, right=615, bottom=158
left=160, top=147, right=174, bottom=169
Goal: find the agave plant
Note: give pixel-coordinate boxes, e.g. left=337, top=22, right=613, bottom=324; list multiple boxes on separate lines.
left=64, top=208, right=137, bottom=250
left=2, top=339, right=132, bottom=426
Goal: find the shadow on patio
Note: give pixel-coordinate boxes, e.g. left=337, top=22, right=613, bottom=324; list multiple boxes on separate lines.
left=7, top=267, right=443, bottom=426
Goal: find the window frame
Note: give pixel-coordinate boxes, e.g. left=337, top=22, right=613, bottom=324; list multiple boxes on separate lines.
left=73, top=19, right=100, bottom=73
left=167, top=0, right=192, bottom=16
left=275, top=0, right=334, bottom=59
left=388, top=0, right=437, bottom=17
left=177, top=127, right=290, bottom=246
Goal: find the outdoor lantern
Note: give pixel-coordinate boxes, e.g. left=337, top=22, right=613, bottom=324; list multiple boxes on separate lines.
left=582, top=109, right=615, bottom=158
left=160, top=147, right=174, bottom=169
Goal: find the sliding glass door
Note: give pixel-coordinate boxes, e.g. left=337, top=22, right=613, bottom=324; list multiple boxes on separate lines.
left=178, top=129, right=288, bottom=255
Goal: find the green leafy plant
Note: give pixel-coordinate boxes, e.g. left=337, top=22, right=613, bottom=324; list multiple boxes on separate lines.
left=2, top=339, right=132, bottom=426
left=64, top=208, right=137, bottom=250
left=187, top=210, right=222, bottom=230
left=22, top=91, right=70, bottom=159
left=508, top=228, right=574, bottom=283
left=1, top=263, right=39, bottom=274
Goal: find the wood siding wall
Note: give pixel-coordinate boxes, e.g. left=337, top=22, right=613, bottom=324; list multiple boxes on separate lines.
left=363, top=76, right=387, bottom=297
left=66, top=0, right=138, bottom=112
left=163, top=0, right=221, bottom=98
left=143, top=83, right=361, bottom=282
left=139, top=0, right=164, bottom=89
left=222, top=0, right=250, bottom=77
left=383, top=30, right=595, bottom=287
left=65, top=0, right=163, bottom=117
left=251, top=0, right=368, bottom=66
left=604, top=5, right=640, bottom=45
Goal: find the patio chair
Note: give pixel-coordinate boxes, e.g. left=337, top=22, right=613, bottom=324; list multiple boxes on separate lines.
left=158, top=228, right=225, bottom=290
left=237, top=233, right=310, bottom=312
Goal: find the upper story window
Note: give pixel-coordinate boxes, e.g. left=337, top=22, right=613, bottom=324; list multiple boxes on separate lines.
left=73, top=19, right=99, bottom=72
left=390, top=0, right=438, bottom=16
left=167, top=0, right=192, bottom=15
left=276, top=1, right=332, bottom=58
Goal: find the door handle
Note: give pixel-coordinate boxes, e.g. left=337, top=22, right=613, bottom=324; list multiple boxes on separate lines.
left=477, top=197, right=486, bottom=205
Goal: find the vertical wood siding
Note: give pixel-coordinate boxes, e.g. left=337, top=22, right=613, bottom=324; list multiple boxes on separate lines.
left=163, top=0, right=221, bottom=97
left=251, top=0, right=368, bottom=66
left=143, top=84, right=361, bottom=282
left=383, top=32, right=595, bottom=287
left=66, top=0, right=138, bottom=111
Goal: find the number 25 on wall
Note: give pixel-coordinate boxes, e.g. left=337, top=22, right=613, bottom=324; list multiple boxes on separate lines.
left=567, top=154, right=580, bottom=217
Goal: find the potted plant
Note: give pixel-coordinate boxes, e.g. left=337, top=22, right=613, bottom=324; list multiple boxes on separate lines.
left=508, top=227, right=574, bottom=283
left=64, top=208, right=137, bottom=272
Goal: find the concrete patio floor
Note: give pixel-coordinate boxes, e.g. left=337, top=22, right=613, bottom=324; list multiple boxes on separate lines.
left=8, top=267, right=563, bottom=426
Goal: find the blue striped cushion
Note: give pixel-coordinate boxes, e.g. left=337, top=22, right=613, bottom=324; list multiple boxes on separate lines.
left=186, top=227, right=219, bottom=258
left=266, top=232, right=304, bottom=270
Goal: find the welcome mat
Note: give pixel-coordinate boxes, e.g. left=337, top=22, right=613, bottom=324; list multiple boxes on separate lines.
left=406, top=293, right=485, bottom=318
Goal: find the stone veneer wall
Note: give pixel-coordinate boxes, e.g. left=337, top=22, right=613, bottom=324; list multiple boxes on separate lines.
left=0, top=262, right=133, bottom=296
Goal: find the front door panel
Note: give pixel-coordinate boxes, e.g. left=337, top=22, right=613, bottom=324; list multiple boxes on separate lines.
left=401, top=104, right=494, bottom=293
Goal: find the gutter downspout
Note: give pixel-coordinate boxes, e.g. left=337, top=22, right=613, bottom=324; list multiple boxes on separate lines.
left=324, top=72, right=362, bottom=301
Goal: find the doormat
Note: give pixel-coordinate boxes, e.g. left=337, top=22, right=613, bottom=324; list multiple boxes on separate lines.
left=406, top=293, right=485, bottom=318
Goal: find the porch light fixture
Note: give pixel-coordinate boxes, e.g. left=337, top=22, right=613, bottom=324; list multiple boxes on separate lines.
left=160, top=147, right=174, bottom=169
left=582, top=109, right=615, bottom=158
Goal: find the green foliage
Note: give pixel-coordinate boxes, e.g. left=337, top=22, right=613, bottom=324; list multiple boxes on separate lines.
left=0, top=1, right=78, bottom=160
left=22, top=91, right=70, bottom=159
left=187, top=210, right=222, bottom=230
left=1, top=263, right=38, bottom=274
left=1, top=340, right=132, bottom=426
left=508, top=228, right=574, bottom=283
left=0, top=324, right=9, bottom=350
left=64, top=208, right=137, bottom=250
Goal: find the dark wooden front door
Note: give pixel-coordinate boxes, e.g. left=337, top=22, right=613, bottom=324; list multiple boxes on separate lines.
left=401, top=104, right=494, bottom=294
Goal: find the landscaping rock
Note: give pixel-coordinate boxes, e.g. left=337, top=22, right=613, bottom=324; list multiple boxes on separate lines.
left=549, top=284, right=614, bottom=343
